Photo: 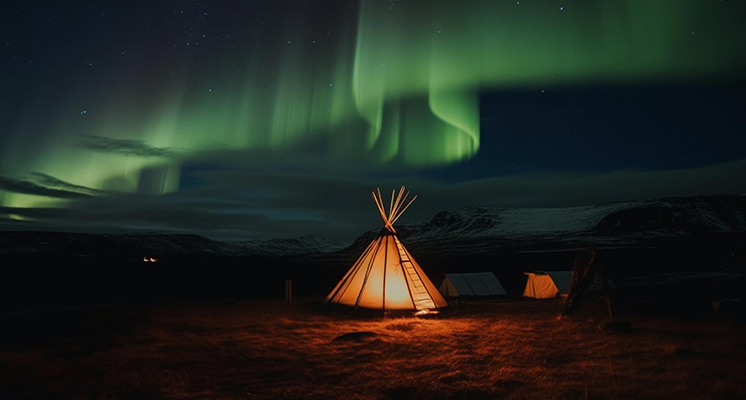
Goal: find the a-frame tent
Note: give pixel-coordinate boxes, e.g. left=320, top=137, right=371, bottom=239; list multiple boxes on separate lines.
left=523, top=271, right=573, bottom=299
left=439, top=273, right=507, bottom=297
left=324, top=187, right=447, bottom=311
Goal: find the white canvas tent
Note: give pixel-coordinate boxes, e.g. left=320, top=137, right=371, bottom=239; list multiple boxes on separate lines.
left=324, top=187, right=447, bottom=311
left=523, top=271, right=573, bottom=299
left=439, top=273, right=506, bottom=297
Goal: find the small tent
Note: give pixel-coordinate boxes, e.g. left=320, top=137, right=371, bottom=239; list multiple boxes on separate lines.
left=439, top=273, right=506, bottom=297
left=324, top=187, right=447, bottom=311
left=523, top=271, right=573, bottom=299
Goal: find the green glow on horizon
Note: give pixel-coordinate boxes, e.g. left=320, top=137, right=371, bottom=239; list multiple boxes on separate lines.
left=1, top=0, right=745, bottom=209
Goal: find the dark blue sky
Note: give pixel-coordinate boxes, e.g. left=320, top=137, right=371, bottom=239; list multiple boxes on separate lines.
left=423, top=83, right=746, bottom=183
left=1, top=1, right=746, bottom=241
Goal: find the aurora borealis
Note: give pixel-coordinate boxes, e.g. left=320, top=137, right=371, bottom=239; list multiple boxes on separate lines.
left=1, top=0, right=746, bottom=241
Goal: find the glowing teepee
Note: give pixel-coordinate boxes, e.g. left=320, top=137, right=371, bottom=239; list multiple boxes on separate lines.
left=325, top=187, right=448, bottom=311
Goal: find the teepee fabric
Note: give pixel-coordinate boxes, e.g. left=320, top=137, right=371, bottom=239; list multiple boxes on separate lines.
left=325, top=187, right=447, bottom=311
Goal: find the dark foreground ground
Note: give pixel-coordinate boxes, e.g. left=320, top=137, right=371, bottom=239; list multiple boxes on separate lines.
left=2, top=298, right=745, bottom=400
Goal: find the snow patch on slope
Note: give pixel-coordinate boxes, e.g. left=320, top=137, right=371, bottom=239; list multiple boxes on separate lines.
left=236, top=235, right=344, bottom=257
left=346, top=195, right=746, bottom=255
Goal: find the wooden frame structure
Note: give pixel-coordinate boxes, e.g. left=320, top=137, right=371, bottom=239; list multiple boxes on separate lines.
left=324, top=187, right=447, bottom=311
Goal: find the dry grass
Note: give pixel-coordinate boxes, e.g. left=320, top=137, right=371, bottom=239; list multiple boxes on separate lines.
left=2, top=299, right=745, bottom=399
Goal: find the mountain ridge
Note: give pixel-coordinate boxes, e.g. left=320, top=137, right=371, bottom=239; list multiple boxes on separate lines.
left=1, top=194, right=744, bottom=261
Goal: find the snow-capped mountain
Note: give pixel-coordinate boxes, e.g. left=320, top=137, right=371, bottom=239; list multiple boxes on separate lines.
left=345, top=195, right=746, bottom=256
left=235, top=235, right=344, bottom=257
left=0, top=232, right=343, bottom=261
left=0, top=232, right=248, bottom=259
left=1, top=195, right=744, bottom=262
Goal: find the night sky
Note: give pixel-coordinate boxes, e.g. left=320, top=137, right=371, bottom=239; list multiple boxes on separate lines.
left=1, top=0, right=745, bottom=242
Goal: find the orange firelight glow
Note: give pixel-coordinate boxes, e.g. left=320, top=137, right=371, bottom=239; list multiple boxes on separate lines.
left=324, top=186, right=447, bottom=311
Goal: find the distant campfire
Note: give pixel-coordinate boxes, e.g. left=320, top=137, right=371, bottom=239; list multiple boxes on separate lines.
left=143, top=257, right=159, bottom=263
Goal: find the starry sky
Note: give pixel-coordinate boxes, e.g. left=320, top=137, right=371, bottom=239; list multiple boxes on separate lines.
left=1, top=0, right=745, bottom=242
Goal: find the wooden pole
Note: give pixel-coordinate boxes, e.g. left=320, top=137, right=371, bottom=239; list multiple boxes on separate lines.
left=390, top=187, right=406, bottom=221
left=376, top=187, right=386, bottom=218
left=376, top=188, right=393, bottom=230
left=371, top=192, right=389, bottom=227
left=396, top=191, right=411, bottom=219
left=389, top=189, right=396, bottom=221
left=285, top=280, right=292, bottom=305
left=391, top=195, right=417, bottom=225
left=601, top=265, right=615, bottom=319
left=393, top=190, right=410, bottom=219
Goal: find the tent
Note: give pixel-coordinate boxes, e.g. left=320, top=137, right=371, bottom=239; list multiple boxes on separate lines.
left=439, top=273, right=506, bottom=297
left=324, top=187, right=447, bottom=311
left=523, top=271, right=573, bottom=299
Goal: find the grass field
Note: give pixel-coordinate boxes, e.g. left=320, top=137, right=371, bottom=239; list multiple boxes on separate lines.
left=2, top=298, right=745, bottom=399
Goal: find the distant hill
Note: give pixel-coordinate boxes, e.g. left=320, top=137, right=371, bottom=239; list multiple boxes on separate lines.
left=344, top=194, right=746, bottom=256
left=1, top=195, right=744, bottom=262
left=0, top=232, right=342, bottom=261
left=235, top=235, right=344, bottom=257
left=0, top=232, right=247, bottom=261
left=1, top=195, right=744, bottom=308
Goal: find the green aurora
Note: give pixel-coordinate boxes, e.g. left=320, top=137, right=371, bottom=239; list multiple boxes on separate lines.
left=2, top=0, right=745, bottom=210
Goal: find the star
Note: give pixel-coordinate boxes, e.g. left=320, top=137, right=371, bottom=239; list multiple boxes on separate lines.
left=560, top=6, right=564, bottom=11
